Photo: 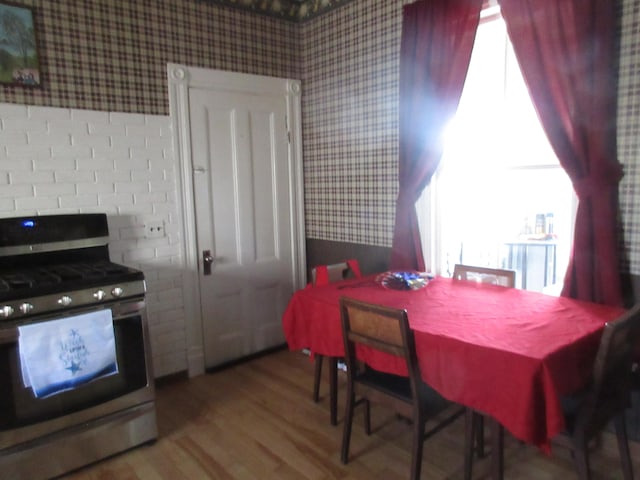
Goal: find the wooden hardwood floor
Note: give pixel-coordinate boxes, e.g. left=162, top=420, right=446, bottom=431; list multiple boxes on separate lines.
left=64, top=349, right=640, bottom=479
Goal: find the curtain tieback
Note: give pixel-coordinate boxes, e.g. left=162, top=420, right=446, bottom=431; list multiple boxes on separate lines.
left=396, top=190, right=418, bottom=208
left=573, top=168, right=623, bottom=199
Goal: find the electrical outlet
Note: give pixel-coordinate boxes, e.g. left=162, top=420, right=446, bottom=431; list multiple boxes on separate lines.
left=144, top=220, right=165, bottom=238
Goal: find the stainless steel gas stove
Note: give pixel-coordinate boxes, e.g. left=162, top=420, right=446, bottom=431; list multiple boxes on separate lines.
left=0, top=213, right=157, bottom=479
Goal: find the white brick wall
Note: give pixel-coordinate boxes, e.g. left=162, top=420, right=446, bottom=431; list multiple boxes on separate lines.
left=0, top=103, right=188, bottom=378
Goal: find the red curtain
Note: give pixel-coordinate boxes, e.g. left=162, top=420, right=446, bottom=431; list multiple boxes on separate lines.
left=389, top=0, right=483, bottom=271
left=499, top=0, right=623, bottom=306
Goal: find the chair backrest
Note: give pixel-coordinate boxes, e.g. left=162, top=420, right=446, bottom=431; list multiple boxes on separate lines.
left=339, top=296, right=421, bottom=401
left=580, top=304, right=640, bottom=432
left=452, top=264, right=516, bottom=288
left=311, top=259, right=362, bottom=286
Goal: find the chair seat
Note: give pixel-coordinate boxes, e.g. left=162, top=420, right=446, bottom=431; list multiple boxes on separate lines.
left=560, top=389, right=631, bottom=437
left=356, top=367, right=451, bottom=415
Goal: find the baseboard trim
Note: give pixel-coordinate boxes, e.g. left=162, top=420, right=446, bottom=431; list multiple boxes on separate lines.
left=205, top=344, right=288, bottom=374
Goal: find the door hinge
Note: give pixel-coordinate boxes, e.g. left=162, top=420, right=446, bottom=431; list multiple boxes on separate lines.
left=285, top=115, right=291, bottom=144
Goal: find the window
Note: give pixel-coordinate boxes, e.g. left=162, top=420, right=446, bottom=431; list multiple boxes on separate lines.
left=417, top=9, right=575, bottom=293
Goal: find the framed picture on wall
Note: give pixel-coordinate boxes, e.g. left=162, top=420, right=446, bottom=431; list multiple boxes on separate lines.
left=0, top=2, right=40, bottom=86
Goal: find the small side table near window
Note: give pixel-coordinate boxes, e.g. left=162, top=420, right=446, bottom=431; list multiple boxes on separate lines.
left=504, top=240, right=557, bottom=292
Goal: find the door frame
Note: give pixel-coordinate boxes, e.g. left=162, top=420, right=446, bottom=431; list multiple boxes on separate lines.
left=167, top=63, right=306, bottom=377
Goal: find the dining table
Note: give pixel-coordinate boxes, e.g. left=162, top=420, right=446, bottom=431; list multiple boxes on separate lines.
left=282, top=274, right=626, bottom=477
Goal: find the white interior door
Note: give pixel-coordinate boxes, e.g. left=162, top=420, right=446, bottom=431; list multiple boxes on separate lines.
left=190, top=88, right=293, bottom=368
left=168, top=65, right=305, bottom=374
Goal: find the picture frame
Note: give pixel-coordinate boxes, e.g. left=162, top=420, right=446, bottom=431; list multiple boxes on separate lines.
left=0, top=2, right=40, bottom=86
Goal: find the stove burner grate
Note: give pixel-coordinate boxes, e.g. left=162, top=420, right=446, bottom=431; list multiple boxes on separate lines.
left=0, top=262, right=135, bottom=294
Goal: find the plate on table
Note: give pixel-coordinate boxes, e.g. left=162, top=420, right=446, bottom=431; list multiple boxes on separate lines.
left=375, top=271, right=431, bottom=291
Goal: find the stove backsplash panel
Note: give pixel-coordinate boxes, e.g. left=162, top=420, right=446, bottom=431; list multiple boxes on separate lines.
left=0, top=102, right=186, bottom=378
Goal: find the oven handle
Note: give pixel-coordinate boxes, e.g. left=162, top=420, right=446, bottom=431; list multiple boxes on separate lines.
left=112, top=299, right=146, bottom=318
left=0, top=299, right=146, bottom=345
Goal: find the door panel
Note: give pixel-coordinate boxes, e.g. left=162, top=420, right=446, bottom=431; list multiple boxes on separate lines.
left=189, top=87, right=293, bottom=368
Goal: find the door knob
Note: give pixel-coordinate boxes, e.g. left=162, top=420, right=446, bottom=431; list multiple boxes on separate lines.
left=203, top=250, right=214, bottom=275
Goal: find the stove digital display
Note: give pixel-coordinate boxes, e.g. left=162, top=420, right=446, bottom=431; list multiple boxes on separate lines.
left=21, top=219, right=36, bottom=228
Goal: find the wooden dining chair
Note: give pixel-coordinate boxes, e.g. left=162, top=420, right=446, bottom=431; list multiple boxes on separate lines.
left=310, top=260, right=362, bottom=405
left=452, top=264, right=516, bottom=288
left=554, top=303, right=640, bottom=480
left=339, top=296, right=464, bottom=480
left=464, top=303, right=640, bottom=480
left=453, top=263, right=516, bottom=462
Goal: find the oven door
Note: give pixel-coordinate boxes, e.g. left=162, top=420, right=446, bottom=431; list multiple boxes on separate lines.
left=0, top=298, right=155, bottom=449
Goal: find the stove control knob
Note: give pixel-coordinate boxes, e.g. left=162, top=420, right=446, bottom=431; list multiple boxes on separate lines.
left=19, top=303, right=34, bottom=314
left=93, top=290, right=107, bottom=301
left=0, top=305, right=14, bottom=318
left=57, top=295, right=72, bottom=307
left=111, top=287, right=124, bottom=298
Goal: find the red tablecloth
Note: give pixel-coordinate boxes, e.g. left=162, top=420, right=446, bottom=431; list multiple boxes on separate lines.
left=282, top=276, right=625, bottom=448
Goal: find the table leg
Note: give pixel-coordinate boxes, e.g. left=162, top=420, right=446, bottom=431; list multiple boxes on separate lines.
left=544, top=245, right=549, bottom=287
left=552, top=244, right=557, bottom=285
left=490, top=417, right=504, bottom=480
left=522, top=246, right=528, bottom=290
left=329, top=356, right=338, bottom=426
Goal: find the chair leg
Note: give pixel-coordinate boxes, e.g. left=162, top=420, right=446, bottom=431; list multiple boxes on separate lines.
left=464, top=409, right=475, bottom=480
left=571, top=436, right=591, bottom=480
left=489, top=418, right=504, bottom=480
left=363, top=399, right=371, bottom=435
left=410, top=416, right=426, bottom=480
left=464, top=409, right=488, bottom=480
left=329, top=357, right=338, bottom=425
left=312, top=354, right=323, bottom=402
left=614, top=413, right=633, bottom=480
left=341, top=383, right=355, bottom=464
left=476, top=413, right=485, bottom=458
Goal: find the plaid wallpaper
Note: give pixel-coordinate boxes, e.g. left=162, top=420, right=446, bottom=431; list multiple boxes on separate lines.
left=1, top=0, right=640, bottom=273
left=300, top=0, right=640, bottom=275
left=0, top=0, right=300, bottom=114
left=300, top=0, right=405, bottom=246
left=619, top=0, right=640, bottom=274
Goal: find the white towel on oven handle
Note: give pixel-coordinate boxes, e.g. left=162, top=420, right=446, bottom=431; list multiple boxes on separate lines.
left=18, top=309, right=119, bottom=398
